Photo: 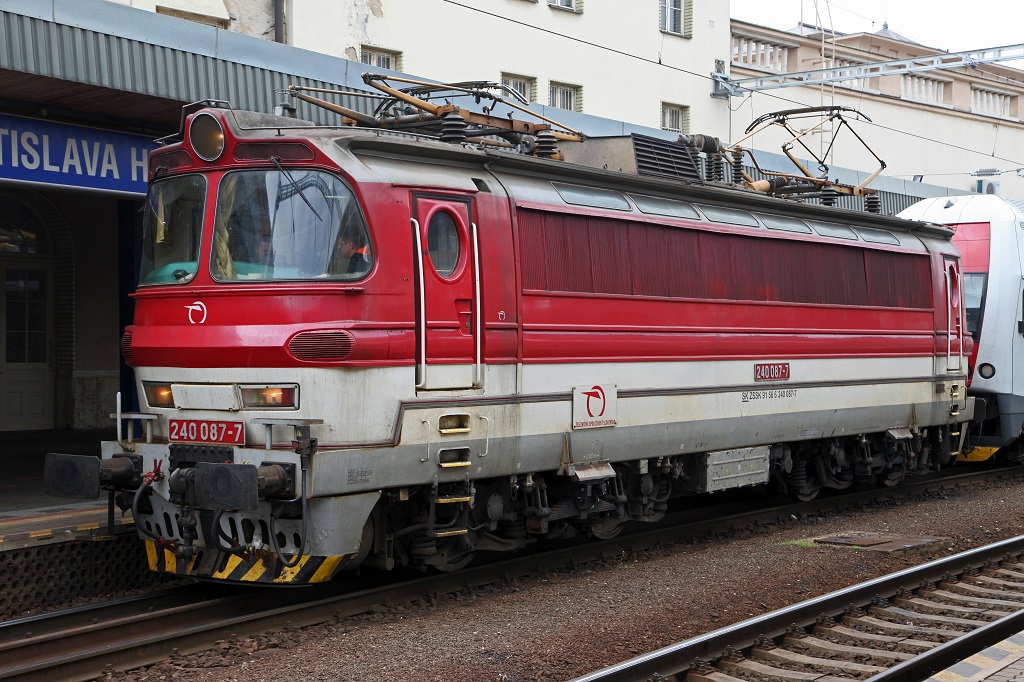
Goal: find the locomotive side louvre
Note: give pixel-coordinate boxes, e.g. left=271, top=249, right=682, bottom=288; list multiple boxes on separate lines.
left=901, top=195, right=1024, bottom=459
left=44, top=105, right=975, bottom=584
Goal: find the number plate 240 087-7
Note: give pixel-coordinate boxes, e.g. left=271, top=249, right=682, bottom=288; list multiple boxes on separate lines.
left=168, top=419, right=245, bottom=445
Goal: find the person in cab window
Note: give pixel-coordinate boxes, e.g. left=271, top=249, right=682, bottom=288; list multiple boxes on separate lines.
left=334, top=225, right=371, bottom=275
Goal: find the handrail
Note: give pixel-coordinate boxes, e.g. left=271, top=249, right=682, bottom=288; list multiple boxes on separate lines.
left=472, top=221, right=483, bottom=388
left=412, top=218, right=427, bottom=389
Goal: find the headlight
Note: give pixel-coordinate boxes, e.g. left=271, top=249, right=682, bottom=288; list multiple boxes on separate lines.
left=190, top=112, right=225, bottom=161
left=143, top=382, right=175, bottom=408
left=978, top=363, right=996, bottom=379
left=240, top=385, right=298, bottom=408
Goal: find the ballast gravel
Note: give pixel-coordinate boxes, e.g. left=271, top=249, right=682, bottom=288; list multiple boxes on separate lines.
left=100, top=475, right=1024, bottom=682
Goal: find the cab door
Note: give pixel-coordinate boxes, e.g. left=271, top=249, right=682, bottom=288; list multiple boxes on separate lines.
left=945, top=257, right=966, bottom=372
left=412, top=195, right=480, bottom=391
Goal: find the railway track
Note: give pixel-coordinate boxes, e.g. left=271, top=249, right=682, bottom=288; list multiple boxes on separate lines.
left=2, top=464, right=1021, bottom=681
left=572, top=536, right=1024, bottom=681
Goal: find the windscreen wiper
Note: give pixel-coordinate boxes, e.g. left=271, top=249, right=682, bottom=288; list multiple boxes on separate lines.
left=270, top=156, right=322, bottom=221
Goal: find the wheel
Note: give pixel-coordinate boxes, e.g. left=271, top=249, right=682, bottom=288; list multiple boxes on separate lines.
left=426, top=538, right=475, bottom=572
left=880, top=469, right=905, bottom=487
left=793, top=483, right=821, bottom=502
left=590, top=517, right=626, bottom=540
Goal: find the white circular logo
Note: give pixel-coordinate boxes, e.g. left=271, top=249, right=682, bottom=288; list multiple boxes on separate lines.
left=185, top=301, right=207, bottom=324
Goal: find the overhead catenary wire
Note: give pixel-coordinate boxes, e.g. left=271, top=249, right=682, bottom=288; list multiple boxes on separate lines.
left=439, top=0, right=1024, bottom=169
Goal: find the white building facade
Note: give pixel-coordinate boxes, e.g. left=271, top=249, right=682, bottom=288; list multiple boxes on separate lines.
left=104, top=0, right=1024, bottom=198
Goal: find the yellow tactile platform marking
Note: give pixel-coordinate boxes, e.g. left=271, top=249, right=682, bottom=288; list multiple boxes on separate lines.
left=927, top=633, right=1024, bottom=681
left=0, top=507, right=132, bottom=545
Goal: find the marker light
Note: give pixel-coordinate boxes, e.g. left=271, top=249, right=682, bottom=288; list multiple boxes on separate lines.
left=143, top=383, right=175, bottom=408
left=978, top=363, right=996, bottom=379
left=240, top=385, right=298, bottom=408
left=190, top=113, right=225, bottom=162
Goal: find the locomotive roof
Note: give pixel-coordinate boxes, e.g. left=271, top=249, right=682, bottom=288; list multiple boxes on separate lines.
left=187, top=106, right=957, bottom=242
left=318, top=124, right=955, bottom=241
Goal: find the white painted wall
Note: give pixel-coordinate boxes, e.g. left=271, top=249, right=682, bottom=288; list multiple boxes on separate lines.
left=285, top=0, right=734, bottom=137
left=99, top=0, right=1024, bottom=197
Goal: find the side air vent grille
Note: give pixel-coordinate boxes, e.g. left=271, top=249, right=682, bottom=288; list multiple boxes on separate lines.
left=631, top=133, right=703, bottom=185
left=288, top=330, right=355, bottom=362
left=121, top=330, right=133, bottom=364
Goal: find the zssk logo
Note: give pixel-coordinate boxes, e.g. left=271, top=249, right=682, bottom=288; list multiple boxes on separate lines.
left=185, top=301, right=207, bottom=324
left=582, top=385, right=606, bottom=418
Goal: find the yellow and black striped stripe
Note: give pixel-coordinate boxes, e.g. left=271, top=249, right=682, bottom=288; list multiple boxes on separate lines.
left=144, top=541, right=347, bottom=584
left=957, top=446, right=1000, bottom=463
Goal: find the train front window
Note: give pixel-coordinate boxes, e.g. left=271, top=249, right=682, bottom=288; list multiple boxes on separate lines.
left=963, top=272, right=987, bottom=339
left=139, top=174, right=206, bottom=285
left=211, top=169, right=372, bottom=282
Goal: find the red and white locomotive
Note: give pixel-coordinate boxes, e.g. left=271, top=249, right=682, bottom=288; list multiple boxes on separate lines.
left=900, top=195, right=1024, bottom=462
left=46, top=80, right=974, bottom=584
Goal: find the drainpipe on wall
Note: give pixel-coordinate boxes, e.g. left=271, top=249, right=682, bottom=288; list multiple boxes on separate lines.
left=274, top=0, right=285, bottom=43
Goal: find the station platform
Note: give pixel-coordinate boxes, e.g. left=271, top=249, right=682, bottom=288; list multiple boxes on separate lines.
left=0, top=429, right=134, bottom=551
left=928, top=632, right=1024, bottom=681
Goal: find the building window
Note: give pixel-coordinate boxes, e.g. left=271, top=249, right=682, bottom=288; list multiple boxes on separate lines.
left=360, top=46, right=402, bottom=71
left=972, top=87, right=1017, bottom=119
left=661, top=103, right=690, bottom=133
left=731, top=33, right=792, bottom=72
left=660, top=0, right=692, bottom=37
left=548, top=0, right=580, bottom=11
left=502, top=73, right=537, bottom=102
left=902, top=74, right=948, bottom=105
left=549, top=82, right=582, bottom=112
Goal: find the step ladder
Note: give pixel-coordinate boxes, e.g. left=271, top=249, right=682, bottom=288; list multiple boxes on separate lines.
left=428, top=479, right=474, bottom=538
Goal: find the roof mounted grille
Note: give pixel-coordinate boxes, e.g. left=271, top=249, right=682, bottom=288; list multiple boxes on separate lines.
left=631, top=134, right=703, bottom=185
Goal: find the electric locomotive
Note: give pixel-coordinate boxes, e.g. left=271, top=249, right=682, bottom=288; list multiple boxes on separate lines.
left=45, top=77, right=974, bottom=584
left=900, top=195, right=1024, bottom=461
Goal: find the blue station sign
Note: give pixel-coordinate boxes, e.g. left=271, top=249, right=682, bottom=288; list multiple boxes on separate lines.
left=0, top=113, right=157, bottom=195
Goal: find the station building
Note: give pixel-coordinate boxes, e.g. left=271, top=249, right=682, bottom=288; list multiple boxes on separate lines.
left=0, top=0, right=369, bottom=432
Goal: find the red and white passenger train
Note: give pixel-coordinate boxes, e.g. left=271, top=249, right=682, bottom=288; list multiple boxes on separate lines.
left=46, top=79, right=975, bottom=584
left=900, top=195, right=1024, bottom=462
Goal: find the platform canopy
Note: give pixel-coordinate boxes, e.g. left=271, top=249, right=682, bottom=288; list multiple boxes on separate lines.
left=0, top=0, right=375, bottom=133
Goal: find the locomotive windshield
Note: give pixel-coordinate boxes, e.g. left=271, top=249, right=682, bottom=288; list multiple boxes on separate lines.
left=963, top=272, right=987, bottom=339
left=139, top=174, right=206, bottom=285
left=211, top=169, right=372, bottom=282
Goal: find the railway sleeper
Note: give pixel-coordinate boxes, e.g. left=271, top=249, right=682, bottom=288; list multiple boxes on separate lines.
left=982, top=566, right=1024, bottom=581
left=815, top=623, right=936, bottom=652
left=891, top=594, right=997, bottom=618
left=719, top=657, right=852, bottom=681
left=842, top=613, right=963, bottom=640
left=995, top=562, right=1024, bottom=578
left=751, top=646, right=887, bottom=674
left=684, top=669, right=748, bottom=682
left=942, top=579, right=1024, bottom=600
left=915, top=588, right=1022, bottom=611
left=783, top=633, right=914, bottom=662
left=972, top=573, right=1024, bottom=589
left=869, top=603, right=982, bottom=627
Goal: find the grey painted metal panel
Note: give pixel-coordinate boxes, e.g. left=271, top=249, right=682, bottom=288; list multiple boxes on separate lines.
left=0, top=2, right=378, bottom=125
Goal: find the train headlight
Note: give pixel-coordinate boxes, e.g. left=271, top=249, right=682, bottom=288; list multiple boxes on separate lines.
left=240, top=385, right=298, bottom=408
left=143, top=382, right=175, bottom=408
left=190, top=113, right=225, bottom=162
left=978, top=363, right=996, bottom=379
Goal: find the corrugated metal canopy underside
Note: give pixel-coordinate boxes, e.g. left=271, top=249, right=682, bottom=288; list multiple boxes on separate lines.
left=0, top=5, right=373, bottom=134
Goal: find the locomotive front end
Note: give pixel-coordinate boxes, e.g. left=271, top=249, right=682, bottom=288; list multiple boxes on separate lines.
left=44, top=104, right=383, bottom=584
